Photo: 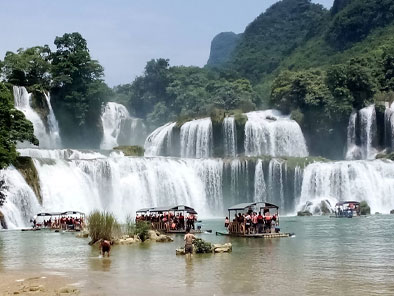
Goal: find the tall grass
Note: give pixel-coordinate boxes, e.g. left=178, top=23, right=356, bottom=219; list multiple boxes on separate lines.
left=88, top=210, right=120, bottom=244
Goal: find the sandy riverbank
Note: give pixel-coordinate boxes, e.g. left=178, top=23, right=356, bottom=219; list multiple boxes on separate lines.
left=0, top=271, right=80, bottom=296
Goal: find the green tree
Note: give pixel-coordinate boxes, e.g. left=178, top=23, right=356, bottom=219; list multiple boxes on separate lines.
left=0, top=83, right=38, bottom=168
left=2, top=46, right=51, bottom=89
left=50, top=32, right=109, bottom=148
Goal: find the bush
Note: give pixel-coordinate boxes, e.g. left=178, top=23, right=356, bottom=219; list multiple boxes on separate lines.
left=87, top=210, right=120, bottom=244
left=135, top=221, right=151, bottom=242
left=125, top=215, right=135, bottom=237
left=360, top=201, right=371, bottom=215
left=193, top=238, right=213, bottom=254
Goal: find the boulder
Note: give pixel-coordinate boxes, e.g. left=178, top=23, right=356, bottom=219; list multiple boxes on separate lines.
left=76, top=230, right=89, bottom=238
left=176, top=248, right=186, bottom=255
left=213, top=243, right=232, bottom=253
left=114, top=236, right=141, bottom=245
left=390, top=210, right=394, bottom=214
left=297, top=210, right=312, bottom=217
left=58, top=286, right=79, bottom=294
left=156, top=234, right=174, bottom=242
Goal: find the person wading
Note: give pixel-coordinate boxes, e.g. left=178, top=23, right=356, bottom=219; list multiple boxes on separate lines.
left=184, top=228, right=196, bottom=258
left=100, top=239, right=111, bottom=257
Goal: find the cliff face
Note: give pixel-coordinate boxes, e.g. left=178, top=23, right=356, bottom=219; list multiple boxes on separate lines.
left=206, top=32, right=241, bottom=67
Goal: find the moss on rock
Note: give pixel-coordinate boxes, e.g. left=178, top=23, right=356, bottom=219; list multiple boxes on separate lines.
left=113, top=146, right=144, bottom=156
left=13, top=156, right=42, bottom=204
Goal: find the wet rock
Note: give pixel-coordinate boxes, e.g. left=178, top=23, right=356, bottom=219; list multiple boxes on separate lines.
left=213, top=243, right=232, bottom=253
left=297, top=211, right=312, bottom=216
left=156, top=234, right=174, bottom=242
left=176, top=248, right=186, bottom=255
left=76, top=230, right=89, bottom=238
left=390, top=209, right=394, bottom=214
left=58, top=286, right=79, bottom=294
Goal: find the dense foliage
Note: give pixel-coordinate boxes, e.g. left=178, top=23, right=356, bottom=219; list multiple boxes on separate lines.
left=87, top=210, right=120, bottom=244
left=0, top=33, right=110, bottom=149
left=0, top=83, right=38, bottom=168
left=114, top=59, right=259, bottom=127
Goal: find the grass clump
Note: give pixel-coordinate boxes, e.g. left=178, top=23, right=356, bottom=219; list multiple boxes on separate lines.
left=360, top=201, right=371, bottom=215
left=87, top=210, right=120, bottom=244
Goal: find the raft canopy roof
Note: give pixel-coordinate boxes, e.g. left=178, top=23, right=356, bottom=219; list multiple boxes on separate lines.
left=136, top=205, right=198, bottom=214
left=36, top=211, right=85, bottom=217
left=228, top=202, right=279, bottom=211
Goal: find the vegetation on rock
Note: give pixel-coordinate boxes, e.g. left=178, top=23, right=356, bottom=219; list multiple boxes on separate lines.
left=13, top=156, right=42, bottom=204
left=113, top=146, right=144, bottom=156
left=87, top=210, right=120, bottom=244
left=360, top=201, right=371, bottom=215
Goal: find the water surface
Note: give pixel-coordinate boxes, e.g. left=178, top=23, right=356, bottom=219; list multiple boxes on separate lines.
left=1, top=216, right=393, bottom=295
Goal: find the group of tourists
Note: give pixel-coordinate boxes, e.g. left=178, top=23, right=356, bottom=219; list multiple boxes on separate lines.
left=136, top=212, right=197, bottom=231
left=225, top=209, right=278, bottom=234
left=33, top=216, right=85, bottom=230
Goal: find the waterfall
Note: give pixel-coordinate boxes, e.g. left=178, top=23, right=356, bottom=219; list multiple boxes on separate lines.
left=0, top=167, right=41, bottom=229
left=268, top=159, right=285, bottom=209
left=180, top=118, right=213, bottom=158
left=346, top=105, right=378, bottom=160
left=43, top=92, right=61, bottom=148
left=384, top=102, right=394, bottom=151
left=223, top=117, right=237, bottom=157
left=17, top=148, right=107, bottom=160
left=101, top=102, right=147, bottom=149
left=298, top=160, right=394, bottom=214
left=254, top=159, right=267, bottom=202
left=244, top=110, right=308, bottom=157
left=144, top=122, right=176, bottom=156
left=13, top=86, right=61, bottom=149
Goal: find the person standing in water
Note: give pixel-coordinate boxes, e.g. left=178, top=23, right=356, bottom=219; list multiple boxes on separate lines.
left=100, top=239, right=111, bottom=257
left=184, top=228, right=195, bottom=258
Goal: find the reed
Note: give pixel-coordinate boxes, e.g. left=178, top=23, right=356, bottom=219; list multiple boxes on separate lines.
left=87, top=210, right=120, bottom=244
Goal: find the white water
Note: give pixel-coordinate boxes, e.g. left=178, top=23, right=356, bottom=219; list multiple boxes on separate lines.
left=346, top=105, right=378, bottom=160
left=0, top=167, right=41, bottom=229
left=13, top=86, right=61, bottom=149
left=101, top=102, right=147, bottom=149
left=144, top=122, right=176, bottom=156
left=298, top=160, right=394, bottom=214
left=384, top=102, right=394, bottom=150
left=180, top=118, right=213, bottom=158
left=223, top=117, right=237, bottom=157
left=244, top=110, right=308, bottom=157
left=17, top=148, right=107, bottom=160
left=254, top=159, right=267, bottom=202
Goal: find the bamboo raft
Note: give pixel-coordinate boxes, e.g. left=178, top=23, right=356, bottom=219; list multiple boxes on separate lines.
left=216, top=231, right=293, bottom=238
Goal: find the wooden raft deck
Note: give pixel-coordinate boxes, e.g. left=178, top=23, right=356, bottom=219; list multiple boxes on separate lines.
left=216, top=232, right=292, bottom=238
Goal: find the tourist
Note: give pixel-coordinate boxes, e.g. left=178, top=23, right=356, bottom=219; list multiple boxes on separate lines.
left=100, top=239, right=111, bottom=257
left=184, top=228, right=195, bottom=258
left=252, top=212, right=258, bottom=233
left=257, top=212, right=264, bottom=233
left=245, top=213, right=251, bottom=234
left=264, top=210, right=272, bottom=233
left=224, top=217, right=229, bottom=229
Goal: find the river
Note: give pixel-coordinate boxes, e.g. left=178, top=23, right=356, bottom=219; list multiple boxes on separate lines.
left=1, top=216, right=393, bottom=295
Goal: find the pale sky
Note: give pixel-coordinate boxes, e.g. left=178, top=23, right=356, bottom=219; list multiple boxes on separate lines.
left=0, top=0, right=334, bottom=86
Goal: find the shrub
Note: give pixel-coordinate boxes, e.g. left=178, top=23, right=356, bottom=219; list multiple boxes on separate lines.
left=87, top=210, right=120, bottom=244
left=135, top=221, right=151, bottom=242
left=193, top=238, right=213, bottom=254
left=360, top=201, right=371, bottom=215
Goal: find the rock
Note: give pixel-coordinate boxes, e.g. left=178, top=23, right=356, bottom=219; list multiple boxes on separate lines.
left=76, top=230, right=89, bottom=238
left=297, top=210, right=312, bottom=216
left=148, top=230, right=159, bottom=240
left=390, top=209, right=394, bottom=214
left=29, top=285, right=40, bottom=292
left=58, top=286, right=79, bottom=294
left=213, top=243, right=232, bottom=253
left=156, top=234, right=174, bottom=242
left=176, top=248, right=186, bottom=255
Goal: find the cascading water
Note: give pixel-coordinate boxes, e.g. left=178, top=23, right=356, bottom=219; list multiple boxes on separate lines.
left=223, top=117, right=237, bottom=157
left=0, top=167, right=41, bottom=229
left=346, top=105, right=378, bottom=160
left=298, top=159, right=394, bottom=214
left=101, top=102, right=147, bottom=149
left=254, top=159, right=267, bottom=202
left=144, top=122, right=176, bottom=156
left=244, top=110, right=308, bottom=157
left=17, top=148, right=107, bottom=160
left=384, top=102, right=394, bottom=151
left=180, top=118, right=213, bottom=158
left=13, top=86, right=61, bottom=149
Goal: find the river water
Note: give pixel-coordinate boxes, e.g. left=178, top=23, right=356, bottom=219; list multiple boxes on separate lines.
left=1, top=216, right=394, bottom=295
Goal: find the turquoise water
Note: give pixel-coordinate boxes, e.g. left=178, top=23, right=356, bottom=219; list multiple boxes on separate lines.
left=1, top=216, right=394, bottom=295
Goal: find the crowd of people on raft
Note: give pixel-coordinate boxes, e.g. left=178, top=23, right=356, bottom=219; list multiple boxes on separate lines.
left=33, top=216, right=85, bottom=230
left=225, top=209, right=278, bottom=234
left=136, top=212, right=197, bottom=231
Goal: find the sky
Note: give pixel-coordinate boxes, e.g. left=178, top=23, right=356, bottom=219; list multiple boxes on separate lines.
left=0, top=0, right=334, bottom=86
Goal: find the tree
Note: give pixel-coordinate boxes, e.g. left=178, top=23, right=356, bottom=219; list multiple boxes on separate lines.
left=0, top=83, right=38, bottom=169
left=50, top=32, right=109, bottom=148
left=2, top=46, right=51, bottom=89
